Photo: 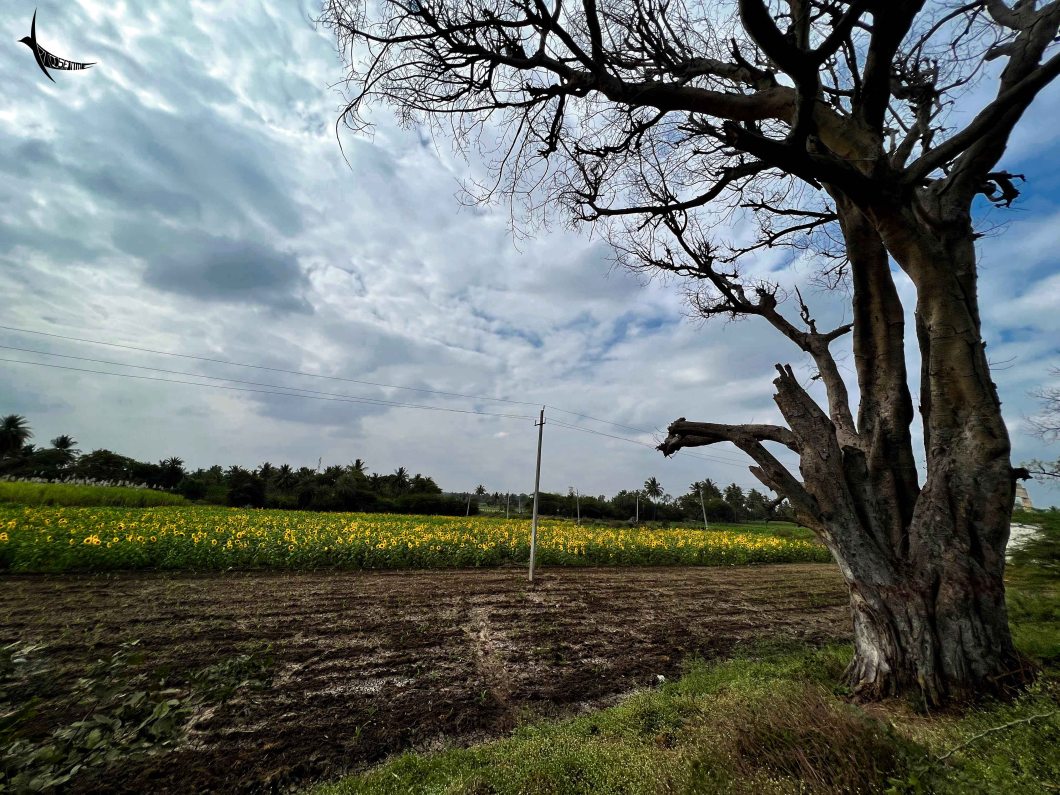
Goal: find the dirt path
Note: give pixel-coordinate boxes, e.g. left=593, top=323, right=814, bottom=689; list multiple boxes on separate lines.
left=1, top=564, right=849, bottom=792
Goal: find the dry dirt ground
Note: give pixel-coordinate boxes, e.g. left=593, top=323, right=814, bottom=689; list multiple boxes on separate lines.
left=1, top=564, right=850, bottom=793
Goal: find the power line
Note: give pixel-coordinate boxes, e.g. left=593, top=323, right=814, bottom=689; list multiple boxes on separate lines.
left=0, top=323, right=542, bottom=408
left=0, top=343, right=528, bottom=413
left=0, top=357, right=536, bottom=421
left=545, top=405, right=666, bottom=437
left=0, top=355, right=751, bottom=469
left=549, top=418, right=748, bottom=468
left=0, top=323, right=720, bottom=443
left=545, top=406, right=749, bottom=466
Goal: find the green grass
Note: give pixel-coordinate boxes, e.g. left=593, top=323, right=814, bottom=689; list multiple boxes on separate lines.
left=0, top=481, right=186, bottom=508
left=1009, top=510, right=1060, bottom=669
left=313, top=514, right=1060, bottom=795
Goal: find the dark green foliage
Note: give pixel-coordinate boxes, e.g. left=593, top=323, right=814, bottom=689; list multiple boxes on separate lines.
left=176, top=477, right=208, bottom=501
left=0, top=415, right=32, bottom=459
left=0, top=640, right=275, bottom=791
left=225, top=467, right=266, bottom=508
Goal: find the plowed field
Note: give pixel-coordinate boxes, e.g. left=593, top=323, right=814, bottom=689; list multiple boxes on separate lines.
left=1, top=564, right=849, bottom=793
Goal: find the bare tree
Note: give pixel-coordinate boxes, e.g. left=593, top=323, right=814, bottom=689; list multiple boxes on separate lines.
left=321, top=0, right=1060, bottom=703
left=1026, top=367, right=1060, bottom=479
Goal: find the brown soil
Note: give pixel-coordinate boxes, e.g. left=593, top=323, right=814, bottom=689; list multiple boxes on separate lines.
left=0, top=564, right=849, bottom=793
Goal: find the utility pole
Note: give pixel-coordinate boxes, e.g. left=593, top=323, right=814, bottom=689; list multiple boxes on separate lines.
left=506, top=492, right=510, bottom=519
left=466, top=492, right=472, bottom=516
left=635, top=492, right=640, bottom=524
left=699, top=485, right=709, bottom=531
left=529, top=407, right=545, bottom=584
left=576, top=489, right=581, bottom=525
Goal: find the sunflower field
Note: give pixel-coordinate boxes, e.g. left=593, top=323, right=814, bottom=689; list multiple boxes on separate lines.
left=0, top=505, right=830, bottom=572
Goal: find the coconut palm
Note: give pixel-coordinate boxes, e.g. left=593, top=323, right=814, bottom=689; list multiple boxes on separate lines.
left=50, top=434, right=80, bottom=467
left=158, top=457, right=186, bottom=489
left=0, top=415, right=32, bottom=459
left=50, top=434, right=77, bottom=452
left=276, top=464, right=296, bottom=490
left=643, top=476, right=664, bottom=520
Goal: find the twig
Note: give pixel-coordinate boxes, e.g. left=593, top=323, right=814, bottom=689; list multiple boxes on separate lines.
left=937, top=710, right=1058, bottom=762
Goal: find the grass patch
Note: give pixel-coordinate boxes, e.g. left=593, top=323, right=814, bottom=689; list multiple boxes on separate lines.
left=0, top=481, right=185, bottom=508
left=313, top=516, right=1060, bottom=795
left=1009, top=511, right=1060, bottom=668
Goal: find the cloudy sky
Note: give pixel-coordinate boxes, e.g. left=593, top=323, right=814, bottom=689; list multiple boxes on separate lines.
left=1, top=1, right=1058, bottom=505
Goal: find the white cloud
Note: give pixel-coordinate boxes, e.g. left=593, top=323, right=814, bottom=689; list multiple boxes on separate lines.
left=0, top=1, right=1058, bottom=506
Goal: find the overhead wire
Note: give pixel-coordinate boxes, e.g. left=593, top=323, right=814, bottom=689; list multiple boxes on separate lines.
left=0, top=323, right=752, bottom=467
left=0, top=324, right=542, bottom=408
left=0, top=357, right=536, bottom=420
left=0, top=323, right=747, bottom=454
left=548, top=419, right=749, bottom=469
left=0, top=343, right=531, bottom=413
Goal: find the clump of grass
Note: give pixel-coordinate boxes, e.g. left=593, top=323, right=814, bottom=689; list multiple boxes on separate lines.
left=313, top=647, right=911, bottom=795
left=0, top=481, right=185, bottom=508
left=700, top=684, right=909, bottom=793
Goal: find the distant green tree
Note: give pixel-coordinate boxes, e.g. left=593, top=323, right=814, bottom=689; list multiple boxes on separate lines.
left=50, top=434, right=80, bottom=465
left=643, top=476, right=663, bottom=519
left=410, top=473, right=441, bottom=494
left=0, top=415, right=32, bottom=459
left=74, top=450, right=141, bottom=483
left=275, top=464, right=296, bottom=490
left=723, top=483, right=747, bottom=520
left=158, top=457, right=186, bottom=490
left=226, top=467, right=266, bottom=508
left=744, top=488, right=770, bottom=521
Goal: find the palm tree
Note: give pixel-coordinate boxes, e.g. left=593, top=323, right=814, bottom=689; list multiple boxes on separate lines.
left=159, top=457, right=186, bottom=489
left=0, top=415, right=32, bottom=459
left=392, top=466, right=410, bottom=492
left=258, top=462, right=275, bottom=481
left=276, top=464, right=296, bottom=490
left=51, top=434, right=77, bottom=452
left=643, top=476, right=663, bottom=520
left=50, top=434, right=80, bottom=466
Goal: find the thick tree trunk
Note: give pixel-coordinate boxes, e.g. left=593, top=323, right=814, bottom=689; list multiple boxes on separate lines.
left=839, top=519, right=1023, bottom=703
left=661, top=199, right=1032, bottom=704
left=831, top=204, right=1026, bottom=703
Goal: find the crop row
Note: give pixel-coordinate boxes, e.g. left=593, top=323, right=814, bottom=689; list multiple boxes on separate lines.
left=0, top=506, right=830, bottom=572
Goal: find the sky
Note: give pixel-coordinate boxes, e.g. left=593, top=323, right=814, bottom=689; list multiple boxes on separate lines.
left=0, top=1, right=1058, bottom=505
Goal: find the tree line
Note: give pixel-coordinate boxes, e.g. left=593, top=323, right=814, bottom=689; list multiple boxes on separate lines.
left=1, top=414, right=790, bottom=522
left=473, top=477, right=791, bottom=523
left=0, top=414, right=465, bottom=515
